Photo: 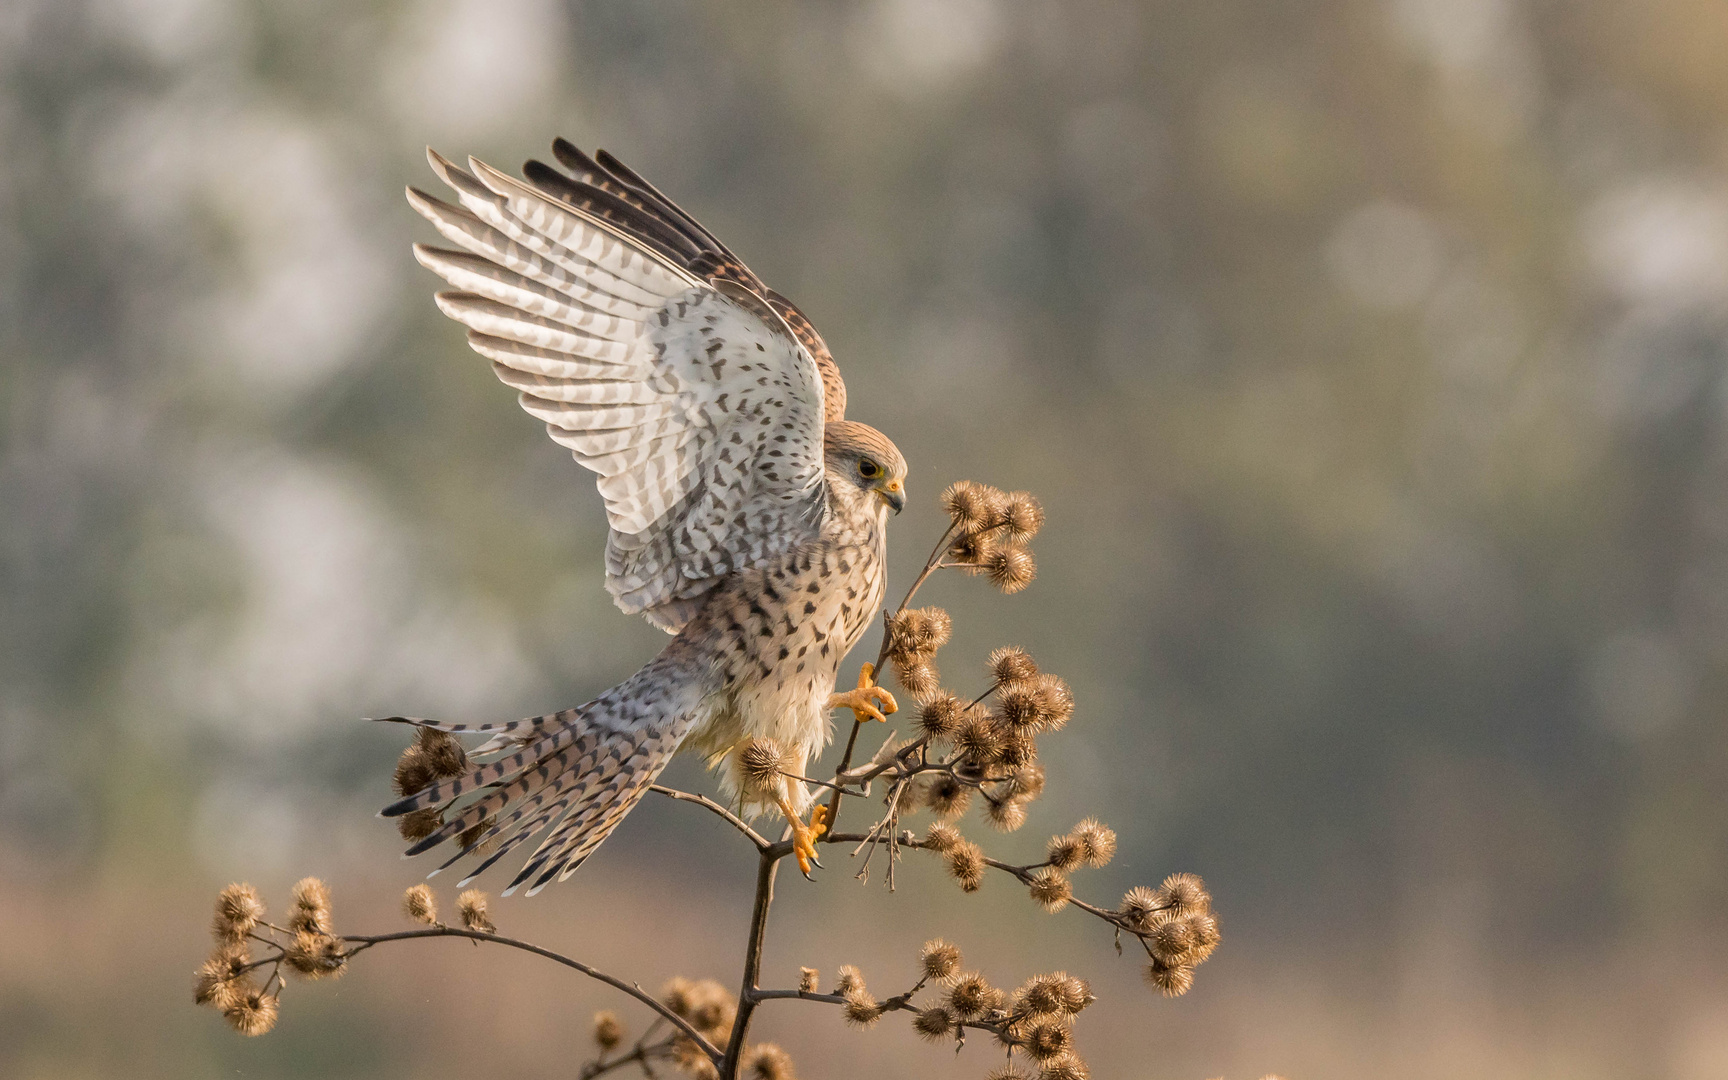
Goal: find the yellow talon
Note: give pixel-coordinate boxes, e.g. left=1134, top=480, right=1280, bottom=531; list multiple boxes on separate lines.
left=778, top=795, right=831, bottom=877
left=828, top=663, right=898, bottom=723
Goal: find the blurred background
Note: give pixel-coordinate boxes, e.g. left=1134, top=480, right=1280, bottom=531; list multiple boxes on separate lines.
left=4, top=0, right=1727, bottom=1076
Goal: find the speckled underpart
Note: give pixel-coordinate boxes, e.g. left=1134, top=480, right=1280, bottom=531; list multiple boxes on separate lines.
left=383, top=139, right=907, bottom=894
left=679, top=449, right=892, bottom=814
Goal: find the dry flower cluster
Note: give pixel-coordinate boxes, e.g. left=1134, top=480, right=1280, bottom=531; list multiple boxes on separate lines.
left=195, top=480, right=1221, bottom=1079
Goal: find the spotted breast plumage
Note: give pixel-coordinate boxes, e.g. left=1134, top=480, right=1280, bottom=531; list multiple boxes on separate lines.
left=379, top=140, right=906, bottom=895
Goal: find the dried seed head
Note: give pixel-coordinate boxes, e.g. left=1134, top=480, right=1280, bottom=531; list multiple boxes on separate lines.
left=986, top=796, right=1028, bottom=832
left=988, top=646, right=1039, bottom=684
left=834, top=965, right=865, bottom=997
left=392, top=743, right=436, bottom=798
left=1028, top=869, right=1073, bottom=912
left=1072, top=819, right=1117, bottom=868
left=912, top=1006, right=955, bottom=1041
left=398, top=806, right=442, bottom=843
left=917, top=693, right=966, bottom=740
left=1004, top=763, right=1046, bottom=801
left=1155, top=872, right=1210, bottom=917
left=288, top=877, right=333, bottom=936
left=1184, top=912, right=1222, bottom=964
left=891, top=655, right=940, bottom=698
left=997, top=681, right=1042, bottom=730
left=684, top=979, right=734, bottom=1036
left=923, top=775, right=972, bottom=820
left=945, top=840, right=986, bottom=892
left=1057, top=974, right=1094, bottom=1014
left=1039, top=1057, right=1091, bottom=1080
left=283, top=930, right=345, bottom=980
left=1031, top=674, right=1074, bottom=729
left=1145, top=956, right=1195, bottom=997
left=1023, top=1018, right=1074, bottom=1064
left=592, top=1010, right=623, bottom=1050
left=456, top=889, right=495, bottom=933
left=995, top=730, right=1037, bottom=770
left=947, top=972, right=1000, bottom=1018
left=222, top=987, right=279, bottom=1037
left=662, top=976, right=698, bottom=1017
left=904, top=606, right=953, bottom=651
left=1016, top=974, right=1068, bottom=1017
left=1118, top=887, right=1162, bottom=932
left=985, top=544, right=1036, bottom=593
left=738, top=737, right=792, bottom=801
left=744, top=1043, right=795, bottom=1080
left=841, top=991, right=883, bottom=1028
left=194, top=942, right=251, bottom=1009
left=998, top=491, right=1045, bottom=542
left=923, top=822, right=962, bottom=852
left=942, top=480, right=1003, bottom=534
left=212, top=883, right=265, bottom=944
left=402, top=884, right=438, bottom=926
left=418, top=726, right=469, bottom=776
left=986, top=1068, right=1035, bottom=1080
left=797, top=966, right=819, bottom=993
left=458, top=815, right=499, bottom=855
left=1047, top=834, right=1085, bottom=872
left=948, top=529, right=997, bottom=566
left=885, top=609, right=928, bottom=663
left=1149, top=917, right=1197, bottom=964
left=921, top=939, right=962, bottom=980
left=954, top=715, right=1005, bottom=766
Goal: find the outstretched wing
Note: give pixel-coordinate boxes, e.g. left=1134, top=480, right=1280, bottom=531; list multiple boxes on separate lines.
left=409, top=144, right=840, bottom=631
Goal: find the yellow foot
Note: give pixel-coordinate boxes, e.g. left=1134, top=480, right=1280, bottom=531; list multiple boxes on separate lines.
left=779, top=799, right=831, bottom=877
left=828, top=663, right=898, bottom=723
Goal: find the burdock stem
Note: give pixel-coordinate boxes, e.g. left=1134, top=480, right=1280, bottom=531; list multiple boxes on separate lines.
left=339, top=927, right=722, bottom=1063
left=720, top=840, right=791, bottom=1077
left=825, top=520, right=959, bottom=832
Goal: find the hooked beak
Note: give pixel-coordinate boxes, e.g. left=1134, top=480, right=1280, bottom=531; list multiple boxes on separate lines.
left=877, top=479, right=905, bottom=514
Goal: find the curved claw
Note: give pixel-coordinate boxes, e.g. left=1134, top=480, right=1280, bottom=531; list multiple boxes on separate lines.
left=792, top=804, right=830, bottom=877
left=828, top=664, right=899, bottom=723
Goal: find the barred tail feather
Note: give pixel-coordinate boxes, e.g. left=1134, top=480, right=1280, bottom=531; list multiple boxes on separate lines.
left=510, top=725, right=683, bottom=895
left=379, top=718, right=584, bottom=818
left=379, top=654, right=706, bottom=892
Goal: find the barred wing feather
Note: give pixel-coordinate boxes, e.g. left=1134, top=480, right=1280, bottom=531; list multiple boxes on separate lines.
left=409, top=145, right=835, bottom=632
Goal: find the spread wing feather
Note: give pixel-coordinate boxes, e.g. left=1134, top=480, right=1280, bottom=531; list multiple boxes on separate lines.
left=411, top=141, right=842, bottom=631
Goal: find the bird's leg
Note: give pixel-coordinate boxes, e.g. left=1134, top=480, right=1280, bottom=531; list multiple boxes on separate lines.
left=774, top=775, right=829, bottom=878
left=827, top=662, right=898, bottom=724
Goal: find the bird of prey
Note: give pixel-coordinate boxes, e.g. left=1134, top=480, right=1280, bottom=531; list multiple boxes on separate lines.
left=380, top=140, right=905, bottom=895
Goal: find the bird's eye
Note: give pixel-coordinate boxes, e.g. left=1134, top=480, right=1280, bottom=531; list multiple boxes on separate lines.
left=858, top=458, right=881, bottom=479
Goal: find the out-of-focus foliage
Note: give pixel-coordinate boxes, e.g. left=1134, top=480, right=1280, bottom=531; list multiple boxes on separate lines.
left=4, top=1, right=1728, bottom=1078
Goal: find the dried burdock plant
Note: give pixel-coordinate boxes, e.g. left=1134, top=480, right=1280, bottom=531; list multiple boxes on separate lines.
left=193, top=482, right=1220, bottom=1077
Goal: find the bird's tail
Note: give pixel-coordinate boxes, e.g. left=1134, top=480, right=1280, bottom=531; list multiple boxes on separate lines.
left=378, top=652, right=707, bottom=896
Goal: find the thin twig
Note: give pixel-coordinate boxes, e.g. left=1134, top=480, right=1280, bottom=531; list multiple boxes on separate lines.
left=339, top=928, right=723, bottom=1063
left=776, top=771, right=869, bottom=797
left=649, top=785, right=770, bottom=850
left=750, top=987, right=1006, bottom=1038
left=823, top=832, right=1141, bottom=936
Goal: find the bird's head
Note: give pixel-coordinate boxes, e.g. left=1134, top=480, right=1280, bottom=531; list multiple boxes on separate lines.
left=824, top=420, right=907, bottom=514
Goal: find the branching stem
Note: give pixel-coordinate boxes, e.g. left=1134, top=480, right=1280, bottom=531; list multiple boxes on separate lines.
left=339, top=927, right=723, bottom=1064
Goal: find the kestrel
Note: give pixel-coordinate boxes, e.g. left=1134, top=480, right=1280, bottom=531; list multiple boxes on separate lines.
left=380, top=140, right=905, bottom=894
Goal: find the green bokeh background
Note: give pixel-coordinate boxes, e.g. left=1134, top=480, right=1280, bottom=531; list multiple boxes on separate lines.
left=4, top=1, right=1728, bottom=1077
